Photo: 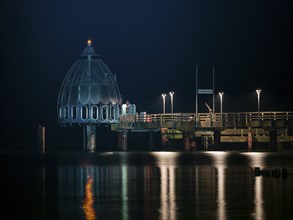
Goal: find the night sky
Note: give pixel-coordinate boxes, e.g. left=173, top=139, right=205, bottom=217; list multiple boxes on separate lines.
left=1, top=0, right=292, bottom=150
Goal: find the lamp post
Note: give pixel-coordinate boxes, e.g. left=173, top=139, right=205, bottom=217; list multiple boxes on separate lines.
left=161, top=93, right=167, bottom=114
left=169, top=91, right=175, bottom=140
left=256, top=89, right=261, bottom=125
left=169, top=91, right=175, bottom=123
left=169, top=91, right=175, bottom=113
left=218, top=91, right=224, bottom=124
left=218, top=91, right=224, bottom=115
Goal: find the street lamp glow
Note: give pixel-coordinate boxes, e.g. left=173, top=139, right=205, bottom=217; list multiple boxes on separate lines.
left=218, top=91, right=224, bottom=114
left=161, top=93, right=167, bottom=114
left=169, top=91, right=175, bottom=96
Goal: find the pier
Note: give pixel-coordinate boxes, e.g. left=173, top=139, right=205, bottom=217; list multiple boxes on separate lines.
left=112, top=111, right=293, bottom=151
left=57, top=41, right=293, bottom=152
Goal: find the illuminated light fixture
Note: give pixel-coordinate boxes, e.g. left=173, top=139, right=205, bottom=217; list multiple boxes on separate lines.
left=87, top=39, right=92, bottom=46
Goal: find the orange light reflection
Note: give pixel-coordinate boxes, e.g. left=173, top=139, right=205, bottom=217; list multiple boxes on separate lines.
left=83, top=176, right=96, bottom=220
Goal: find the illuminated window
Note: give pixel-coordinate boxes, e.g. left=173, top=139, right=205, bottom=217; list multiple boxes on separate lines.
left=72, top=106, right=77, bottom=120
left=82, top=106, right=88, bottom=120
left=110, top=105, right=115, bottom=120
left=59, top=107, right=62, bottom=119
left=64, top=107, right=68, bottom=119
left=102, top=105, right=108, bottom=121
left=91, top=106, right=98, bottom=120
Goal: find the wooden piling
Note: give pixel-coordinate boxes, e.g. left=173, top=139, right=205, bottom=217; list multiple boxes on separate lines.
left=37, top=125, right=45, bottom=153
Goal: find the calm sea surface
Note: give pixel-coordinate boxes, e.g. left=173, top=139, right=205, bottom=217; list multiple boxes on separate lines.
left=1, top=150, right=293, bottom=220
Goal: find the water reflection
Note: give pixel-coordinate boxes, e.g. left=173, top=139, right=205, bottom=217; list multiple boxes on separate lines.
left=217, top=165, right=226, bottom=220
left=254, top=176, right=264, bottom=220
left=54, top=152, right=292, bottom=220
left=243, top=152, right=265, bottom=220
left=41, top=166, right=47, bottom=218
left=160, top=166, right=176, bottom=220
left=206, top=152, right=227, bottom=220
left=153, top=152, right=178, bottom=220
left=121, top=165, right=128, bottom=220
left=83, top=176, right=96, bottom=220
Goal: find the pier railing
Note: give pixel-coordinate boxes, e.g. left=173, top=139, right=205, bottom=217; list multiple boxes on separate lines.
left=112, top=112, right=293, bottom=131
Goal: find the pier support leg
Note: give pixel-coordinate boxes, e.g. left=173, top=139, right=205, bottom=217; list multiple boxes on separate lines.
left=183, top=131, right=190, bottom=151
left=118, top=132, right=128, bottom=151
left=190, top=138, right=197, bottom=151
left=117, top=133, right=122, bottom=150
left=83, top=125, right=96, bottom=152
left=269, top=130, right=277, bottom=151
left=270, top=123, right=278, bottom=151
left=148, top=131, right=154, bottom=150
left=121, top=131, right=128, bottom=151
left=213, top=129, right=221, bottom=150
left=269, top=121, right=277, bottom=151
left=247, top=128, right=252, bottom=151
left=161, top=128, right=168, bottom=148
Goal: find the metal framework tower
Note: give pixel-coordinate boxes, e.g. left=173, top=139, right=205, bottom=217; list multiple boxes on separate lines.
left=195, top=65, right=215, bottom=126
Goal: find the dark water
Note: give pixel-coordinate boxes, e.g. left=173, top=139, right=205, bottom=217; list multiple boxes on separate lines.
left=1, top=151, right=293, bottom=220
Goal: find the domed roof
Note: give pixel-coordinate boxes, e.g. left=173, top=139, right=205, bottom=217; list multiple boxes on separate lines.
left=58, top=41, right=122, bottom=106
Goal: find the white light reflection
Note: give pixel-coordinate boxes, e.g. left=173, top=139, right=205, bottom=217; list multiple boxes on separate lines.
left=121, top=165, right=128, bottom=220
left=241, top=152, right=265, bottom=220
left=204, top=151, right=227, bottom=166
left=160, top=166, right=168, bottom=220
left=254, top=176, right=263, bottom=220
left=217, top=165, right=226, bottom=220
left=208, top=151, right=228, bottom=220
left=153, top=152, right=178, bottom=220
left=151, top=151, right=178, bottom=157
